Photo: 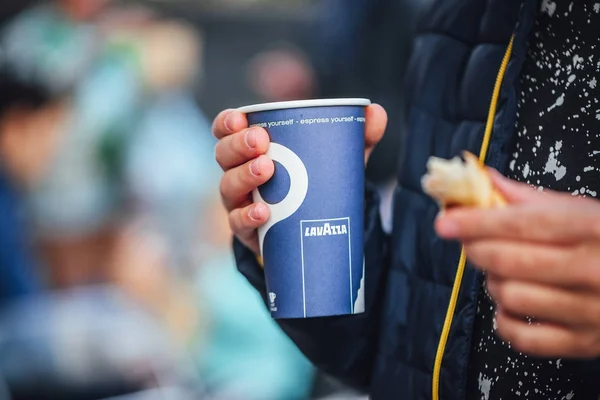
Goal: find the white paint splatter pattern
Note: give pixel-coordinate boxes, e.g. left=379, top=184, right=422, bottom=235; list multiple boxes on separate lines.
left=478, top=373, right=493, bottom=400
left=541, top=0, right=557, bottom=17
left=507, top=0, right=600, bottom=200
left=543, top=141, right=567, bottom=181
left=468, top=1, right=600, bottom=399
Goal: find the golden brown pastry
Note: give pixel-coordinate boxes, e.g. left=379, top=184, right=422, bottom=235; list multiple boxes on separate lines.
left=421, top=151, right=506, bottom=208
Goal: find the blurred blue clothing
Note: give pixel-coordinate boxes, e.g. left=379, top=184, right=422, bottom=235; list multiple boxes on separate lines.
left=195, top=252, right=314, bottom=400
left=125, top=90, right=220, bottom=270
left=0, top=172, right=38, bottom=302
left=126, top=90, right=219, bottom=210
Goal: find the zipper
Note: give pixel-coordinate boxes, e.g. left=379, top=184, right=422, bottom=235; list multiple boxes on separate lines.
left=431, top=35, right=514, bottom=400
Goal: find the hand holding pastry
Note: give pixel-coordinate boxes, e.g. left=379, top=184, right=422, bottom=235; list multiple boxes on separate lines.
left=425, top=154, right=600, bottom=359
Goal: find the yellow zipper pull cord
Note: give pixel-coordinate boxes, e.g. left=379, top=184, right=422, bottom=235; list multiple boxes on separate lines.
left=431, top=35, right=514, bottom=400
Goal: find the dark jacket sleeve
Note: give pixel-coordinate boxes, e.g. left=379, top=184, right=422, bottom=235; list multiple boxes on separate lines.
left=312, top=0, right=417, bottom=185
left=233, top=184, right=389, bottom=392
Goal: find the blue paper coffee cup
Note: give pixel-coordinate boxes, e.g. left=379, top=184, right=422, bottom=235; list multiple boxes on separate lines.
left=238, top=99, right=370, bottom=319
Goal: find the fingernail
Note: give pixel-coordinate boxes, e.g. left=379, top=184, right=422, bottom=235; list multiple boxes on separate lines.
left=250, top=159, right=261, bottom=176
left=225, top=113, right=235, bottom=132
left=245, top=129, right=257, bottom=149
left=249, top=205, right=261, bottom=221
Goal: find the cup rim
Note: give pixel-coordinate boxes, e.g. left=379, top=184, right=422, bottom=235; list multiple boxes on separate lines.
left=237, top=98, right=371, bottom=114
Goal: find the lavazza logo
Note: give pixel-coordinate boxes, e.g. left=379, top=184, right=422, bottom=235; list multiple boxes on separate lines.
left=304, top=222, right=348, bottom=237
left=269, top=292, right=277, bottom=312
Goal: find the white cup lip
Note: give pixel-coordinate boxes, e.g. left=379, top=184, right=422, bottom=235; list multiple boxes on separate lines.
left=237, top=98, right=371, bottom=114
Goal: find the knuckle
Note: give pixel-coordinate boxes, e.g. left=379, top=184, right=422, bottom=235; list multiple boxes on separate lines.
left=589, top=303, right=600, bottom=327
left=495, top=313, right=508, bottom=335
left=588, top=263, right=600, bottom=289
left=532, top=211, right=549, bottom=228
left=240, top=209, right=253, bottom=230
left=572, top=334, right=596, bottom=357
left=509, top=330, right=535, bottom=354
left=591, top=272, right=600, bottom=291
left=512, top=220, right=528, bottom=239
left=582, top=256, right=600, bottom=289
left=228, top=211, right=245, bottom=235
left=232, top=165, right=252, bottom=191
left=227, top=212, right=237, bottom=232
left=515, top=249, right=535, bottom=273
left=488, top=248, right=509, bottom=275
left=506, top=214, right=530, bottom=239
left=211, top=119, right=219, bottom=137
left=495, top=322, right=510, bottom=344
left=590, top=217, right=600, bottom=241
left=496, top=285, right=515, bottom=311
left=219, top=178, right=231, bottom=201
left=590, top=335, right=600, bottom=357
left=465, top=242, right=483, bottom=263
left=212, top=110, right=229, bottom=135
left=214, top=142, right=225, bottom=168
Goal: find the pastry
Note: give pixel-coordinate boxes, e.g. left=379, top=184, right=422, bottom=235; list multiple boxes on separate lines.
left=421, top=151, right=506, bottom=208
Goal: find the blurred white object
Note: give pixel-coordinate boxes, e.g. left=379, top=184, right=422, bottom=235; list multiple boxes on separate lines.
left=124, top=90, right=220, bottom=274
left=378, top=180, right=396, bottom=234
left=107, top=20, right=203, bottom=92
left=102, top=386, right=195, bottom=400
left=0, top=286, right=177, bottom=388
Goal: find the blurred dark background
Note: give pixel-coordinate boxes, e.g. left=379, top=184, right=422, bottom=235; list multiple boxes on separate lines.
left=0, top=0, right=416, bottom=398
left=156, top=1, right=318, bottom=116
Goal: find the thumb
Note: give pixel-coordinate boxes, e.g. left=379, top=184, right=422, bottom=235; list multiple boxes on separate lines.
left=365, top=104, right=387, bottom=148
left=364, top=104, right=387, bottom=163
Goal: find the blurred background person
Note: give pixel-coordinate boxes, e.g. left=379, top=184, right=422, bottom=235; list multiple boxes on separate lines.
left=0, top=1, right=191, bottom=398
left=0, top=0, right=318, bottom=398
left=0, top=1, right=58, bottom=305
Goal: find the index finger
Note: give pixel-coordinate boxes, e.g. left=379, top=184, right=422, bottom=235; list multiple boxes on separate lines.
left=437, top=203, right=596, bottom=244
left=465, top=239, right=579, bottom=286
left=213, top=109, right=248, bottom=139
